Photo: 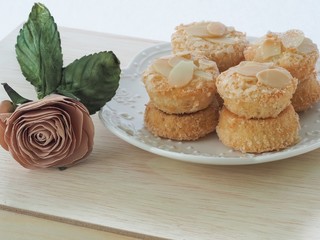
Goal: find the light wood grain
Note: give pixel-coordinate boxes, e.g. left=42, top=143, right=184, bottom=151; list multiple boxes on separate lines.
left=0, top=209, right=140, bottom=240
left=1, top=26, right=320, bottom=240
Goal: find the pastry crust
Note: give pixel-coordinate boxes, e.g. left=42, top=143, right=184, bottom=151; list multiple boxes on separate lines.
left=171, top=21, right=248, bottom=72
left=216, top=105, right=300, bottom=153
left=216, top=61, right=298, bottom=119
left=292, top=72, right=320, bottom=112
left=244, top=31, right=319, bottom=81
left=144, top=101, right=219, bottom=141
left=143, top=54, right=219, bottom=114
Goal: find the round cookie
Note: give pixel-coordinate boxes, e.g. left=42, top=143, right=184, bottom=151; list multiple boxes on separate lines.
left=216, top=61, right=298, bottom=119
left=216, top=105, right=300, bottom=153
left=244, top=30, right=319, bottom=81
left=143, top=52, right=219, bottom=114
left=171, top=21, right=248, bottom=72
left=144, top=101, right=219, bottom=141
left=291, top=72, right=320, bottom=112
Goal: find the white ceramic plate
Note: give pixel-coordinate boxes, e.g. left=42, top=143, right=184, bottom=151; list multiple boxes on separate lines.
left=99, top=42, right=320, bottom=165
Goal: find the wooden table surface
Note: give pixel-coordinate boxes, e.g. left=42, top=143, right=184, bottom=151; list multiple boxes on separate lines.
left=1, top=26, right=320, bottom=240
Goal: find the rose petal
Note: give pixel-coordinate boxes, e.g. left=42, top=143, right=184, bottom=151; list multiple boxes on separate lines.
left=0, top=113, right=11, bottom=150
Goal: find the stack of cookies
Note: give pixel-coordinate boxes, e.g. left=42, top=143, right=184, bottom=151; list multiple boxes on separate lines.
left=215, top=61, right=300, bottom=153
left=244, top=30, right=320, bottom=112
left=143, top=53, right=220, bottom=140
left=143, top=22, right=248, bottom=140
left=142, top=21, right=319, bottom=154
left=143, top=21, right=250, bottom=141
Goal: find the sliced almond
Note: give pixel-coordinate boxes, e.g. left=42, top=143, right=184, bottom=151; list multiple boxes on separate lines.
left=236, top=62, right=271, bottom=76
left=261, top=39, right=281, bottom=59
left=152, top=58, right=172, bottom=78
left=185, top=24, right=211, bottom=37
left=281, top=29, right=305, bottom=49
left=168, top=60, right=194, bottom=87
left=297, top=37, right=316, bottom=54
left=160, top=52, right=191, bottom=61
left=256, top=69, right=291, bottom=89
left=168, top=56, right=189, bottom=67
left=159, top=54, right=172, bottom=60
left=238, top=61, right=274, bottom=68
left=175, top=51, right=192, bottom=59
left=207, top=22, right=226, bottom=37
left=253, top=48, right=264, bottom=61
left=194, top=70, right=213, bottom=80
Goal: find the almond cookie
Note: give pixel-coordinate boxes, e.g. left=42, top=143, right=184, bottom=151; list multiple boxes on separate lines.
left=144, top=100, right=219, bottom=141
left=216, top=61, right=298, bottom=119
left=291, top=71, right=320, bottom=112
left=171, top=21, right=248, bottom=72
left=244, top=30, right=319, bottom=81
left=216, top=105, right=300, bottom=153
left=143, top=52, right=219, bottom=114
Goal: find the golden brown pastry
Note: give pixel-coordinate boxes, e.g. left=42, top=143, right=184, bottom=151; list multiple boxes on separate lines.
left=144, top=100, right=219, bottom=141
left=143, top=52, right=219, bottom=114
left=291, top=71, right=320, bottom=112
left=244, top=30, right=319, bottom=81
left=171, top=21, right=248, bottom=72
left=216, top=105, right=300, bottom=153
left=216, top=61, right=298, bottom=119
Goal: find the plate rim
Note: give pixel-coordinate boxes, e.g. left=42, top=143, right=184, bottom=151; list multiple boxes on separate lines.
left=99, top=111, right=320, bottom=165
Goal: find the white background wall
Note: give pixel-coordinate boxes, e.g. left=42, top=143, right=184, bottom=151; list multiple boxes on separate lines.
left=1, top=0, right=320, bottom=44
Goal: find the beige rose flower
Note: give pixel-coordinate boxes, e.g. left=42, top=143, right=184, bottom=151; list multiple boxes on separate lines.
left=0, top=94, right=94, bottom=169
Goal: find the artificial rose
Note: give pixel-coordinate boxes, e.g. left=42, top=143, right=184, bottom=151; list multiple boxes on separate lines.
left=0, top=94, right=94, bottom=169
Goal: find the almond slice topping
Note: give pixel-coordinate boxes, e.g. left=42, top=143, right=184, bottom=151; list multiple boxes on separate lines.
left=168, top=60, right=194, bottom=87
left=207, top=22, right=226, bottom=37
left=152, top=58, right=172, bottom=78
left=281, top=29, right=305, bottom=49
left=168, top=56, right=189, bottom=67
left=159, top=52, right=191, bottom=61
left=175, top=51, right=192, bottom=58
left=194, top=70, right=213, bottom=80
left=256, top=69, right=291, bottom=89
left=185, top=24, right=212, bottom=37
left=261, top=39, right=281, bottom=60
left=297, top=37, right=316, bottom=54
left=235, top=62, right=271, bottom=76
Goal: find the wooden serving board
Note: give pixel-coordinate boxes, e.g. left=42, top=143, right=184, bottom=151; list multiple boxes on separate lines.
left=1, top=26, right=320, bottom=240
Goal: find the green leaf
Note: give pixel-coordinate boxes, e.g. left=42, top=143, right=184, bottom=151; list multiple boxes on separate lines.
left=1, top=83, right=31, bottom=105
left=58, top=51, right=121, bottom=115
left=15, top=3, right=63, bottom=99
